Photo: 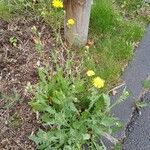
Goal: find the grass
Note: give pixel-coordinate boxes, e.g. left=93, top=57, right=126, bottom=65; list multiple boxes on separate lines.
left=87, top=0, right=147, bottom=88
left=116, top=0, right=143, bottom=11
left=0, top=0, right=149, bottom=89
left=0, top=0, right=11, bottom=20
left=0, top=1, right=149, bottom=149
left=115, top=0, right=150, bottom=23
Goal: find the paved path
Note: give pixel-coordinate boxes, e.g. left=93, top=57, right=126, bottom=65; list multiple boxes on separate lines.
left=111, top=25, right=150, bottom=148
left=123, top=91, right=150, bottom=150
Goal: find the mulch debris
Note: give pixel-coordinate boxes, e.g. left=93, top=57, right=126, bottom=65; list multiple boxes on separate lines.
left=0, top=17, right=54, bottom=149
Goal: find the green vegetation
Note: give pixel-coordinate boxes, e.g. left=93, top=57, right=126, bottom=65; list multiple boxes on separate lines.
left=9, top=113, right=22, bottom=129
left=28, top=62, right=128, bottom=149
left=0, top=0, right=149, bottom=149
left=9, top=36, right=18, bottom=47
left=1, top=91, right=21, bottom=109
left=116, top=0, right=143, bottom=11
left=89, top=0, right=148, bottom=86
left=143, top=79, right=150, bottom=89
left=116, top=0, right=150, bottom=23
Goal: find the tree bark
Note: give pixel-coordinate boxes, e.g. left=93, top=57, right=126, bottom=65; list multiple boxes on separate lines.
left=64, top=0, right=92, bottom=46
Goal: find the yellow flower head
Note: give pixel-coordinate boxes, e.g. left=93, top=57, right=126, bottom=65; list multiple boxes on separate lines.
left=93, top=77, right=105, bottom=88
left=67, top=19, right=75, bottom=26
left=87, top=70, right=95, bottom=77
left=52, top=0, right=63, bottom=8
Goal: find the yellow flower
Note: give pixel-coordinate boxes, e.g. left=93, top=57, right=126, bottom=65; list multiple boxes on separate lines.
left=52, top=0, right=63, bottom=8
left=93, top=77, right=105, bottom=88
left=87, top=70, right=95, bottom=77
left=67, top=19, right=75, bottom=26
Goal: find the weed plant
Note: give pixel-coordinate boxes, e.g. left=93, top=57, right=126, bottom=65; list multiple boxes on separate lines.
left=89, top=0, right=146, bottom=86
left=0, top=0, right=149, bottom=149
left=28, top=57, right=129, bottom=149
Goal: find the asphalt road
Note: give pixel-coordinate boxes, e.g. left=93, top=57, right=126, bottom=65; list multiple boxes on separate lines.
left=123, top=91, right=150, bottom=150
left=112, top=25, right=150, bottom=140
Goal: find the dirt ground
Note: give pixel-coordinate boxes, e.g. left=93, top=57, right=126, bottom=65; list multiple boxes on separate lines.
left=0, top=17, right=54, bottom=150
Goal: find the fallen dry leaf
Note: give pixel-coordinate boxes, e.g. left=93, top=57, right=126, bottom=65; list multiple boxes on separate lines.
left=87, top=39, right=94, bottom=47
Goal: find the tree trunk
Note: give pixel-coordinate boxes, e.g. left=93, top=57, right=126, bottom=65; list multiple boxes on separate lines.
left=64, top=0, right=92, bottom=46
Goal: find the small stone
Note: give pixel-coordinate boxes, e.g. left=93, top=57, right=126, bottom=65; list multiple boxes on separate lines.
left=36, top=60, right=40, bottom=67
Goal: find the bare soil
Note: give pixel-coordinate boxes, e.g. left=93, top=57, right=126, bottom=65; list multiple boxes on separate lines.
left=0, top=16, right=54, bottom=150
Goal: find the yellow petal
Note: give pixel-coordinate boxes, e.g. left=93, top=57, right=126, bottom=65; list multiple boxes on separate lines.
left=67, top=19, right=75, bottom=26
left=87, top=70, right=95, bottom=77
left=52, top=0, right=63, bottom=8
left=93, top=77, right=105, bottom=88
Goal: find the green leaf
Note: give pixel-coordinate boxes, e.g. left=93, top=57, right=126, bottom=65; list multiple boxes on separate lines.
left=93, top=141, right=104, bottom=150
left=93, top=95, right=106, bottom=114
left=55, top=113, right=67, bottom=126
left=102, top=94, right=110, bottom=108
left=38, top=68, right=47, bottom=84
left=101, top=117, right=118, bottom=127
left=88, top=89, right=100, bottom=111
left=64, top=145, right=72, bottom=150
left=53, top=90, right=66, bottom=105
left=112, top=121, right=124, bottom=133
left=68, top=101, right=78, bottom=113
left=136, top=101, right=149, bottom=108
left=143, top=79, right=150, bottom=89
left=45, top=106, right=56, bottom=114
left=82, top=134, right=90, bottom=140
left=92, top=125, right=104, bottom=135
left=72, top=79, right=85, bottom=93
left=35, top=94, right=48, bottom=102
left=41, top=113, right=52, bottom=123
left=29, top=101, right=48, bottom=112
left=81, top=111, right=89, bottom=120
left=72, top=120, right=87, bottom=133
